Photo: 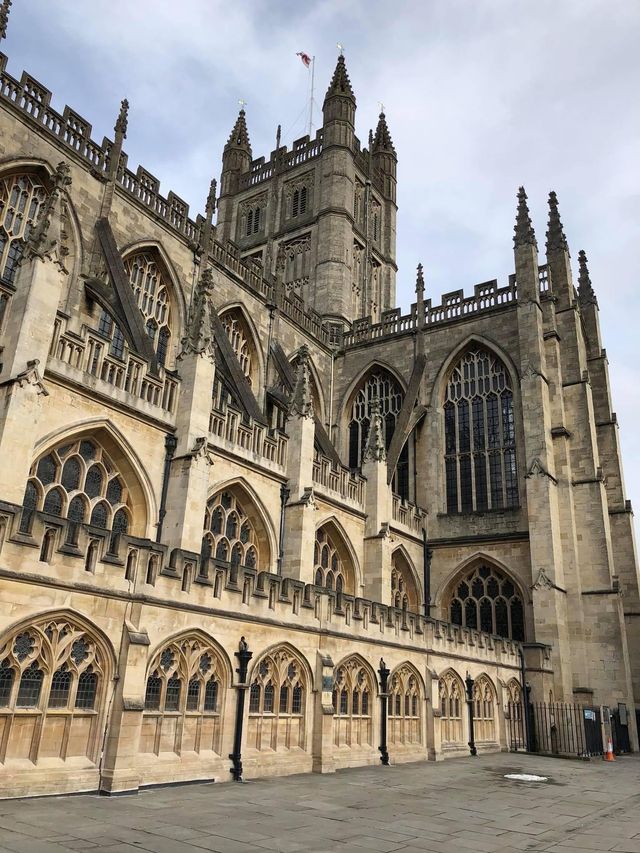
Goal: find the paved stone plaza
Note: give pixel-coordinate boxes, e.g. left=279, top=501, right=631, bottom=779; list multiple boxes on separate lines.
left=0, top=753, right=639, bottom=853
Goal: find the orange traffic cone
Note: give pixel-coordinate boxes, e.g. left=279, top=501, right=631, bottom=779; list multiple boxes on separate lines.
left=604, top=738, right=616, bottom=761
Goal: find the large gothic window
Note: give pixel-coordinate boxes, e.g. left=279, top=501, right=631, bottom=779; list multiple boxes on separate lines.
left=448, top=564, right=525, bottom=641
left=124, top=252, right=172, bottom=367
left=247, top=648, right=307, bottom=752
left=140, top=635, right=226, bottom=756
left=314, top=526, right=354, bottom=596
left=332, top=658, right=374, bottom=749
left=347, top=370, right=410, bottom=500
left=0, top=173, right=48, bottom=284
left=444, top=348, right=517, bottom=513
left=0, top=614, right=110, bottom=765
left=201, top=490, right=261, bottom=575
left=19, top=438, right=132, bottom=555
left=388, top=665, right=422, bottom=746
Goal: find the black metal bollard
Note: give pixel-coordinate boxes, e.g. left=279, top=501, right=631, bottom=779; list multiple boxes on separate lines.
left=465, top=672, right=478, bottom=757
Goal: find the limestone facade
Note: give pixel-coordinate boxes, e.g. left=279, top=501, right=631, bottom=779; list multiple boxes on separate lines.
left=0, top=44, right=637, bottom=798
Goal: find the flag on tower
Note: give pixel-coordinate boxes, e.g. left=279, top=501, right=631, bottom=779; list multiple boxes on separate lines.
left=296, top=51, right=312, bottom=68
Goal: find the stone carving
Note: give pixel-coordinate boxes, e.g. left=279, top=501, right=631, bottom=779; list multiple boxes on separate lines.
left=513, top=186, right=537, bottom=249
left=24, top=161, right=72, bottom=268
left=288, top=344, right=314, bottom=419
left=362, top=397, right=386, bottom=462
left=532, top=568, right=554, bottom=591
left=545, top=191, right=568, bottom=254
left=180, top=267, right=215, bottom=358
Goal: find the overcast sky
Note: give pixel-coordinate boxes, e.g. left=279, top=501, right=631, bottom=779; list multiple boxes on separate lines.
left=6, top=1, right=640, bottom=539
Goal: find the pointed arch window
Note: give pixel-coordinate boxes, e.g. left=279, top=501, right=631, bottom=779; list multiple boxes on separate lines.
left=201, top=490, right=261, bottom=576
left=220, top=309, right=255, bottom=386
left=245, top=205, right=261, bottom=236
left=447, top=564, right=524, bottom=641
left=0, top=173, right=48, bottom=284
left=438, top=671, right=464, bottom=744
left=473, top=676, right=496, bottom=742
left=388, top=666, right=422, bottom=745
left=347, top=370, right=410, bottom=500
left=140, top=636, right=226, bottom=757
left=97, top=308, right=126, bottom=360
left=291, top=186, right=308, bottom=218
left=19, top=437, right=134, bottom=560
left=444, top=348, right=518, bottom=513
left=124, top=252, right=172, bottom=367
left=247, top=649, right=307, bottom=752
left=332, top=658, right=373, bottom=749
left=391, top=553, right=419, bottom=612
left=314, top=526, right=353, bottom=596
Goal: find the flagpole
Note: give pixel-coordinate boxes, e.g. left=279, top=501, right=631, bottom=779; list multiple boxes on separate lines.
left=308, top=56, right=315, bottom=137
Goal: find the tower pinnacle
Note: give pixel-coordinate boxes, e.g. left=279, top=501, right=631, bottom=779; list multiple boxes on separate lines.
left=546, top=191, right=569, bottom=254
left=577, top=249, right=597, bottom=306
left=0, top=0, right=11, bottom=42
left=323, top=54, right=356, bottom=105
left=415, top=263, right=424, bottom=297
left=513, top=186, right=537, bottom=249
left=225, top=109, right=252, bottom=155
left=114, top=98, right=129, bottom=140
left=372, top=112, right=395, bottom=155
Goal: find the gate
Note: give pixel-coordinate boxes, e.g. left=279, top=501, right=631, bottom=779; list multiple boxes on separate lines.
left=507, top=701, right=603, bottom=757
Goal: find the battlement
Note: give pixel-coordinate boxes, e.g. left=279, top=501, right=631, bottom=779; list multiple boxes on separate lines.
left=342, top=265, right=551, bottom=349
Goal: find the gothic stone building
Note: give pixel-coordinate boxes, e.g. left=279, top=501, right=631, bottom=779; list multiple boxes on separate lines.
left=0, top=44, right=637, bottom=798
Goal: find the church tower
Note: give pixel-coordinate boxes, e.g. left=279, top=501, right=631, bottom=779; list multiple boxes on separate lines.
left=214, top=55, right=397, bottom=330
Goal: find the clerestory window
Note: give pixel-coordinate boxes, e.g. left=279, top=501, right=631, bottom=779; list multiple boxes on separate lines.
left=0, top=173, right=48, bottom=285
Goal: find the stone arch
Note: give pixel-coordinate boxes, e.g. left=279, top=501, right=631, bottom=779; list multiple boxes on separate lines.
left=435, top=552, right=530, bottom=607
left=314, top=515, right=362, bottom=596
left=438, top=555, right=527, bottom=641
left=204, top=477, right=278, bottom=573
left=120, top=242, right=184, bottom=369
left=391, top=545, right=422, bottom=611
left=472, top=672, right=498, bottom=742
left=339, top=359, right=408, bottom=420
left=332, top=653, right=377, bottom=750
left=332, top=652, right=378, bottom=697
left=388, top=661, right=425, bottom=745
left=437, top=667, right=465, bottom=745
left=140, top=629, right=230, bottom=758
left=0, top=608, right=116, bottom=767
left=31, top=419, right=157, bottom=537
left=217, top=302, right=264, bottom=392
left=246, top=642, right=312, bottom=753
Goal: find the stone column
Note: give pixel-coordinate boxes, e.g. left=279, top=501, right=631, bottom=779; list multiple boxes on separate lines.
left=312, top=652, right=336, bottom=774
left=361, top=398, right=392, bottom=603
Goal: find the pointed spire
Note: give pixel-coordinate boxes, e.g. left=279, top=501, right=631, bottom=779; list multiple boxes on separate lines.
left=25, top=161, right=72, bottom=261
left=415, top=263, right=425, bottom=297
left=225, top=108, right=252, bottom=154
left=114, top=98, right=129, bottom=140
left=205, top=178, right=217, bottom=221
left=546, top=191, right=568, bottom=254
left=0, top=0, right=12, bottom=42
left=372, top=112, right=395, bottom=155
left=363, top=398, right=386, bottom=463
left=577, top=250, right=597, bottom=306
left=181, top=267, right=215, bottom=357
left=288, top=345, right=314, bottom=419
left=324, top=54, right=356, bottom=105
left=514, top=186, right=537, bottom=249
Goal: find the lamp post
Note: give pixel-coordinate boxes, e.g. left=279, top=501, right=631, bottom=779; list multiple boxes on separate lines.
left=465, top=672, right=478, bottom=757
left=229, top=636, right=253, bottom=781
left=378, top=658, right=390, bottom=766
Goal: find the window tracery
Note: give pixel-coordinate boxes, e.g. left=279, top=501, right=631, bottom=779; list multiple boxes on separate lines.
left=201, top=490, right=259, bottom=576
left=472, top=675, right=496, bottom=742
left=444, top=348, right=518, bottom=513
left=347, top=370, right=410, bottom=499
left=140, top=635, right=226, bottom=756
left=247, top=648, right=307, bottom=752
left=97, top=308, right=126, bottom=360
left=0, top=614, right=109, bottom=765
left=391, top=553, right=419, bottom=612
left=314, top=526, right=352, bottom=595
left=123, top=252, right=172, bottom=367
left=19, top=438, right=132, bottom=556
left=220, top=309, right=254, bottom=386
left=0, top=173, right=48, bottom=284
left=438, top=670, right=464, bottom=744
left=388, top=665, right=421, bottom=745
left=332, top=658, right=373, bottom=748
left=448, top=564, right=525, bottom=641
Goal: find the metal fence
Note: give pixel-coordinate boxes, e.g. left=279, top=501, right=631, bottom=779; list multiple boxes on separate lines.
left=507, top=701, right=604, bottom=758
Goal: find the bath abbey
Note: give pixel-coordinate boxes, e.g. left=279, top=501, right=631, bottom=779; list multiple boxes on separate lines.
left=0, top=10, right=638, bottom=797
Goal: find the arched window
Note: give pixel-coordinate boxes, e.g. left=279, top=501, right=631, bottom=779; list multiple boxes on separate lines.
left=388, top=665, right=422, bottom=746
left=444, top=348, right=518, bottom=513
left=291, top=186, right=308, bottom=218
left=19, top=437, right=134, bottom=560
left=220, top=309, right=256, bottom=386
left=314, top=526, right=355, bottom=596
left=447, top=563, right=525, bottom=641
left=333, top=658, right=374, bottom=749
left=124, top=252, right=172, bottom=367
left=391, top=552, right=419, bottom=612
left=0, top=614, right=109, bottom=765
left=347, top=370, right=410, bottom=500
left=245, top=205, right=261, bottom=236
left=140, top=635, right=226, bottom=757
left=202, top=489, right=263, bottom=574
left=247, top=648, right=307, bottom=752
left=0, top=172, right=48, bottom=284
left=438, top=671, right=464, bottom=745
left=473, top=675, right=496, bottom=743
